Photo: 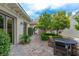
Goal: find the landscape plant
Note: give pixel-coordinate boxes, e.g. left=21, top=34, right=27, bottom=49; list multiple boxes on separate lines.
left=0, top=29, right=11, bottom=56
left=20, top=33, right=31, bottom=44
left=36, top=11, right=70, bottom=40
left=36, top=12, right=51, bottom=32
left=40, top=32, right=49, bottom=41
left=50, top=11, right=70, bottom=35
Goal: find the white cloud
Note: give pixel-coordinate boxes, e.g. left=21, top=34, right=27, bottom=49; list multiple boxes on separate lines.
left=21, top=0, right=68, bottom=19
left=23, top=0, right=79, bottom=10
left=24, top=0, right=67, bottom=10
left=20, top=0, right=79, bottom=20
left=21, top=0, right=79, bottom=13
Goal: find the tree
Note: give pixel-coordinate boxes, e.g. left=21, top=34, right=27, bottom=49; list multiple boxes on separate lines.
left=50, top=11, right=70, bottom=35
left=36, top=12, right=51, bottom=32
left=74, top=15, right=79, bottom=30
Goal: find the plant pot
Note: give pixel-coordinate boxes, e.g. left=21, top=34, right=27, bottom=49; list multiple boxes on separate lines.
left=19, top=41, right=30, bottom=45
left=48, top=37, right=54, bottom=47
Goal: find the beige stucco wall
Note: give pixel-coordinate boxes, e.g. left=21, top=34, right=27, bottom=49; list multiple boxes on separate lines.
left=0, top=4, right=29, bottom=44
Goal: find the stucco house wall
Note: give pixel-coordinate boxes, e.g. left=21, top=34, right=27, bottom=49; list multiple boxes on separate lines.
left=0, top=3, right=31, bottom=44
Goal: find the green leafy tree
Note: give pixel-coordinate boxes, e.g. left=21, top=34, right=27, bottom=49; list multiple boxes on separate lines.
left=50, top=11, right=70, bottom=35
left=36, top=12, right=51, bottom=32
left=74, top=15, right=79, bottom=30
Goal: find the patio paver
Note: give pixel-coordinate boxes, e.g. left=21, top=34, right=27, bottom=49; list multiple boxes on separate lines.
left=9, top=34, right=54, bottom=56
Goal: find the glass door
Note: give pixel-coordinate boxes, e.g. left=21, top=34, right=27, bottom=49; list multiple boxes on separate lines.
left=0, top=15, right=4, bottom=29
left=7, top=17, right=14, bottom=43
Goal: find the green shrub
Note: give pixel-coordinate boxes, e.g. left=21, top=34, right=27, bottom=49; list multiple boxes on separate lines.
left=52, top=35, right=63, bottom=38
left=44, top=33, right=62, bottom=38
left=45, top=33, right=62, bottom=38
left=20, top=33, right=31, bottom=44
left=40, top=32, right=62, bottom=41
left=0, top=29, right=11, bottom=56
left=45, top=33, right=57, bottom=36
left=40, top=32, right=49, bottom=41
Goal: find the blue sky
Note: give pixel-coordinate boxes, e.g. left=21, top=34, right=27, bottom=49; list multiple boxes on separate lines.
left=20, top=0, right=79, bottom=20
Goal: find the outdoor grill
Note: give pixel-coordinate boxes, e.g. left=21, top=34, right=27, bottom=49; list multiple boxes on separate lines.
left=53, top=38, right=77, bottom=56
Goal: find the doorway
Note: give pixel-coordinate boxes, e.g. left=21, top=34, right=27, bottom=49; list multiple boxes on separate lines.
left=23, top=22, right=27, bottom=33
left=0, top=15, right=4, bottom=29
left=7, top=18, right=14, bottom=44
left=0, top=10, right=17, bottom=44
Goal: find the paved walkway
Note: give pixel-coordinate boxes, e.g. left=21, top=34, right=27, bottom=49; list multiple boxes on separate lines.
left=9, top=34, right=54, bottom=56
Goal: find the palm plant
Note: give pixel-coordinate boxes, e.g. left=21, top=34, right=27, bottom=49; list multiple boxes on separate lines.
left=20, top=33, right=31, bottom=44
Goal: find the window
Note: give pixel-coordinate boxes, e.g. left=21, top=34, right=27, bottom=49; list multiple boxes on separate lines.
left=0, top=15, right=4, bottom=29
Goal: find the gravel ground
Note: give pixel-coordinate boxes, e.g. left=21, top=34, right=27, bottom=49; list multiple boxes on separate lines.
left=9, top=34, right=54, bottom=56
